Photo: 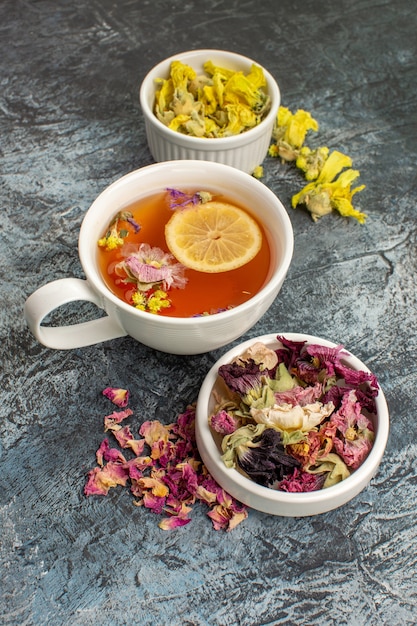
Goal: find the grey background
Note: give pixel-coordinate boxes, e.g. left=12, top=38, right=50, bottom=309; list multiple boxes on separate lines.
left=1, top=0, right=416, bottom=624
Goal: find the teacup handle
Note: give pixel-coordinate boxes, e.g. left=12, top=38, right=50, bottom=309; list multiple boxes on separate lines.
left=24, top=278, right=127, bottom=349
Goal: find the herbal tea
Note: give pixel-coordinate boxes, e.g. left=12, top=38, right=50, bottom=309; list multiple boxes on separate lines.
left=97, top=188, right=271, bottom=318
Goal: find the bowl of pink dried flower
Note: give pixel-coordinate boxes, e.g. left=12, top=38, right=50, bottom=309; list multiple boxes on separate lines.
left=195, top=333, right=389, bottom=516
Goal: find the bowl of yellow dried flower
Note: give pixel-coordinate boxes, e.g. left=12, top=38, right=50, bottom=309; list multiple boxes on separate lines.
left=139, top=49, right=280, bottom=175
left=195, top=333, right=389, bottom=516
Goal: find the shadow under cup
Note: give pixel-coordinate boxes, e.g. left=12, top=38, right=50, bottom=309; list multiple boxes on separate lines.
left=24, top=161, right=294, bottom=355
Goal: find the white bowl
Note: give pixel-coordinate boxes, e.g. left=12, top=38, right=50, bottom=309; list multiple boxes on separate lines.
left=139, top=49, right=280, bottom=175
left=195, top=333, right=390, bottom=515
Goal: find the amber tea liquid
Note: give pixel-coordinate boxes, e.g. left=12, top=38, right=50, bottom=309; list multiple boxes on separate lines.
left=97, top=191, right=272, bottom=318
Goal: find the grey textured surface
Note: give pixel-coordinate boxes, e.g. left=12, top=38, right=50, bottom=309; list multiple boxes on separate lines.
left=1, top=0, right=417, bottom=624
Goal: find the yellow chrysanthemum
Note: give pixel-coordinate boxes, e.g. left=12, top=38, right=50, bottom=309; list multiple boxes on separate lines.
left=154, top=77, right=174, bottom=115
left=223, top=69, right=266, bottom=110
left=201, top=84, right=218, bottom=115
left=131, top=289, right=171, bottom=314
left=268, top=144, right=280, bottom=158
left=168, top=113, right=191, bottom=132
left=222, top=103, right=259, bottom=135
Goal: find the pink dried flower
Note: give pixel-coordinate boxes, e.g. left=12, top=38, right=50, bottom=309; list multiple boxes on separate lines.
left=125, top=438, right=146, bottom=457
left=142, top=491, right=166, bottom=514
left=122, top=243, right=188, bottom=291
left=330, top=390, right=374, bottom=469
left=112, top=426, right=146, bottom=456
left=125, top=456, right=153, bottom=474
left=84, top=468, right=109, bottom=496
left=172, top=405, right=197, bottom=442
left=209, top=409, right=240, bottom=435
left=150, top=439, right=176, bottom=466
left=195, top=484, right=218, bottom=505
left=96, top=439, right=127, bottom=466
left=102, top=387, right=130, bottom=407
left=84, top=462, right=129, bottom=496
left=274, top=382, right=323, bottom=407
left=279, top=467, right=326, bottom=492
left=207, top=503, right=248, bottom=531
left=159, top=516, right=192, bottom=530
left=113, top=425, right=134, bottom=447
left=140, top=420, right=172, bottom=446
left=139, top=476, right=170, bottom=498
left=104, top=408, right=133, bottom=432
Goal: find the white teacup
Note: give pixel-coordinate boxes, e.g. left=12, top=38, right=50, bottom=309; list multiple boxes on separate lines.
left=24, top=161, right=293, bottom=355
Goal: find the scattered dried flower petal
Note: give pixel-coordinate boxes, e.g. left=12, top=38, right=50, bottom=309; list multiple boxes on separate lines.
left=252, top=165, right=263, bottom=179
left=158, top=516, right=192, bottom=530
left=84, top=462, right=129, bottom=496
left=102, top=387, right=130, bottom=407
left=85, top=395, right=247, bottom=531
left=103, top=408, right=133, bottom=432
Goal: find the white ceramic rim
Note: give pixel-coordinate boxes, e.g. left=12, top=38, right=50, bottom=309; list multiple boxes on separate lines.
left=78, top=161, right=294, bottom=327
left=196, top=332, right=390, bottom=507
left=139, top=48, right=281, bottom=148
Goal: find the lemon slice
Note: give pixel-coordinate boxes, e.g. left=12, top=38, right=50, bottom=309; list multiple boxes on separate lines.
left=165, top=201, right=262, bottom=273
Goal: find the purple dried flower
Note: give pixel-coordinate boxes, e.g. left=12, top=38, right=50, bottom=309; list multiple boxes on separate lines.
left=218, top=359, right=264, bottom=396
left=235, top=427, right=300, bottom=487
left=166, top=188, right=212, bottom=209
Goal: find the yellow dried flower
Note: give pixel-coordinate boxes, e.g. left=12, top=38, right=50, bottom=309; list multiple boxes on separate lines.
left=154, top=60, right=270, bottom=139
left=316, top=150, right=352, bottom=183
left=170, top=60, right=197, bottom=91
left=131, top=289, right=171, bottom=314
left=131, top=291, right=147, bottom=310
left=292, top=151, right=367, bottom=223
left=252, top=165, right=264, bottom=179
left=269, top=103, right=367, bottom=223
left=270, top=106, right=319, bottom=162
left=147, top=290, right=171, bottom=314
left=296, top=146, right=330, bottom=181
left=97, top=231, right=125, bottom=251
left=268, top=144, right=280, bottom=158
